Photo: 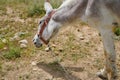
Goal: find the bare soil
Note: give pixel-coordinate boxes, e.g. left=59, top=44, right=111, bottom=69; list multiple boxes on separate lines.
left=0, top=6, right=120, bottom=80
left=1, top=25, right=120, bottom=80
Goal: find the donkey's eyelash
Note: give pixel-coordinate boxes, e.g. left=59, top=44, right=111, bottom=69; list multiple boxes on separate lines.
left=39, top=20, right=45, bottom=24
left=39, top=21, right=42, bottom=24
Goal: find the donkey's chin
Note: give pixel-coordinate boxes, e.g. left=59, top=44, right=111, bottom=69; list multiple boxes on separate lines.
left=35, top=44, right=43, bottom=48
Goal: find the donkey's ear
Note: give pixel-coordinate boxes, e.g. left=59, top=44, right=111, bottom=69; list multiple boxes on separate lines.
left=44, top=1, right=53, bottom=13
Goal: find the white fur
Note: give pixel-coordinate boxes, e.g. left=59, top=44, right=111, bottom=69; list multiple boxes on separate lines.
left=44, top=2, right=53, bottom=14
left=33, top=0, right=119, bottom=79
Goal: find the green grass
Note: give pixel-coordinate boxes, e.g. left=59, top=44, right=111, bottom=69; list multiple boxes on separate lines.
left=0, top=42, right=5, bottom=49
left=3, top=47, right=21, bottom=60
left=2, top=41, right=21, bottom=60
left=114, top=27, right=120, bottom=36
left=27, top=4, right=45, bottom=17
left=27, top=0, right=62, bottom=17
left=0, top=38, right=8, bottom=50
left=0, top=0, right=61, bottom=17
left=0, top=62, right=2, bottom=71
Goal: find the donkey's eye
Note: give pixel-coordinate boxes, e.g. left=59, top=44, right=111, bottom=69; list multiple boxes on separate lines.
left=39, top=21, right=42, bottom=24
left=39, top=20, right=45, bottom=24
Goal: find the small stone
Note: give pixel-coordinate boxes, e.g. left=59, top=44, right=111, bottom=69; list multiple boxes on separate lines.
left=3, top=47, right=7, bottom=50
left=0, top=34, right=2, bottom=37
left=9, top=37, right=14, bottom=41
left=52, top=44, right=57, bottom=48
left=20, top=44, right=27, bottom=48
left=33, top=67, right=38, bottom=71
left=15, top=32, right=26, bottom=37
left=31, top=61, right=37, bottom=66
left=13, top=35, right=20, bottom=40
left=45, top=76, right=54, bottom=80
left=19, top=39, right=28, bottom=44
left=11, top=32, right=26, bottom=41
left=45, top=47, right=51, bottom=52
left=2, top=39, right=7, bottom=43
left=80, top=37, right=85, bottom=40
left=59, top=48, right=63, bottom=52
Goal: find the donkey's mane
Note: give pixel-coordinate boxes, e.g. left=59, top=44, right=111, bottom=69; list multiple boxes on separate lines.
left=53, top=0, right=88, bottom=22
left=59, top=0, right=77, bottom=9
left=53, top=0, right=120, bottom=23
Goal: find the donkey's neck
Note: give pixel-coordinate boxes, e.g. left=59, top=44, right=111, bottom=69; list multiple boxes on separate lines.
left=53, top=0, right=88, bottom=23
left=58, top=0, right=76, bottom=9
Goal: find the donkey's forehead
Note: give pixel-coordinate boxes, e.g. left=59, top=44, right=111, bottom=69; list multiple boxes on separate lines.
left=39, top=16, right=46, bottom=24
left=40, top=14, right=50, bottom=21
left=40, top=11, right=53, bottom=21
left=40, top=16, right=47, bottom=21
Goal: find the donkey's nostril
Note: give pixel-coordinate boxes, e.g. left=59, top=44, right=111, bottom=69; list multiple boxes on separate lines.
left=34, top=42, right=37, bottom=45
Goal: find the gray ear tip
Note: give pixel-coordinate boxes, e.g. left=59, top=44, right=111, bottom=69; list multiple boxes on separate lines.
left=45, top=0, right=50, bottom=2
left=44, top=1, right=53, bottom=13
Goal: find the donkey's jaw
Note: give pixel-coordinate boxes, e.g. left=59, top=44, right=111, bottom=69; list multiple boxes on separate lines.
left=33, top=34, right=43, bottom=48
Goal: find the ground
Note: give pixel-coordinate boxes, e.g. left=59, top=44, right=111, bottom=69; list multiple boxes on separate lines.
left=0, top=1, right=120, bottom=80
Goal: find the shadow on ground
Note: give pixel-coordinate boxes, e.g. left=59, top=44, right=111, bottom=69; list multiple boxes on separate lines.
left=37, top=62, right=84, bottom=80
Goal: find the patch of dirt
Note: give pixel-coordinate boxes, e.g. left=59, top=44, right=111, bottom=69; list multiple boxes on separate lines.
left=1, top=24, right=120, bottom=80
left=0, top=6, right=120, bottom=80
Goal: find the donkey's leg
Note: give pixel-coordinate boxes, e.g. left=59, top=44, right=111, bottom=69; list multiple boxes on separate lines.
left=97, top=29, right=117, bottom=80
left=97, top=67, right=108, bottom=80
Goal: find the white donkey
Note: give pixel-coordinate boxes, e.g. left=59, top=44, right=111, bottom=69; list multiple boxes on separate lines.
left=33, top=0, right=120, bottom=80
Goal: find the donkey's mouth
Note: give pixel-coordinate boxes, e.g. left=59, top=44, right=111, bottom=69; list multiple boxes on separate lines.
left=35, top=44, right=43, bottom=48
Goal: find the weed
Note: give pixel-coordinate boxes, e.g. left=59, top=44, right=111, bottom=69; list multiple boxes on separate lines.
left=114, top=27, right=120, bottom=36
left=27, top=5, right=45, bottom=17
left=0, top=62, right=2, bottom=71
left=26, top=0, right=62, bottom=17
left=0, top=42, right=5, bottom=49
left=96, top=59, right=103, bottom=70
left=0, top=62, right=5, bottom=79
left=0, top=0, right=6, bottom=5
left=3, top=47, right=21, bottom=60
left=65, top=33, right=76, bottom=49
left=71, top=54, right=79, bottom=63
left=18, top=74, right=30, bottom=80
left=0, top=6, right=6, bottom=16
left=80, top=22, right=88, bottom=26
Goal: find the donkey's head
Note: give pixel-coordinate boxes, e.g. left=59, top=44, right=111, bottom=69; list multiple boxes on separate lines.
left=33, top=1, right=61, bottom=48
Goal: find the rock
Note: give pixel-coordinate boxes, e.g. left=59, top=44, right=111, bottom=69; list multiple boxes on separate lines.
left=45, top=47, right=51, bottom=52
left=31, top=61, right=37, bottom=66
left=80, top=37, right=85, bottom=40
left=9, top=35, right=20, bottom=41
left=2, top=39, right=7, bottom=43
left=3, top=47, right=7, bottom=50
left=19, top=39, right=28, bottom=49
left=10, top=32, right=27, bottom=41
left=9, top=37, right=14, bottom=41
left=114, top=36, right=120, bottom=40
left=0, top=34, right=4, bottom=38
left=58, top=48, right=64, bottom=52
left=52, top=44, right=57, bottom=48
left=9, top=32, right=28, bottom=41
left=20, top=44, right=27, bottom=48
left=19, top=39, right=28, bottom=44
left=13, top=35, right=20, bottom=40
left=15, top=32, right=26, bottom=37
left=32, top=67, right=39, bottom=71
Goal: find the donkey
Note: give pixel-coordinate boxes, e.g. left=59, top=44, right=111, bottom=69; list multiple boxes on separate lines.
left=33, top=0, right=120, bottom=80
